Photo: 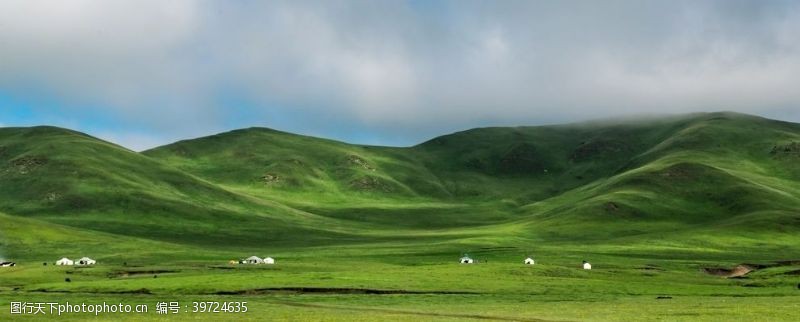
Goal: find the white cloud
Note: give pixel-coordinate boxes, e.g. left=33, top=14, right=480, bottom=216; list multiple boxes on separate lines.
left=0, top=0, right=799, bottom=148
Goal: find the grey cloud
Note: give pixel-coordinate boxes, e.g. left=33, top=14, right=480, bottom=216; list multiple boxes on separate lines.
left=1, top=0, right=799, bottom=149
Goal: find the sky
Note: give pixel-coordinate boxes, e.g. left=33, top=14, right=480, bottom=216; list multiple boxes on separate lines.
left=1, top=0, right=800, bottom=151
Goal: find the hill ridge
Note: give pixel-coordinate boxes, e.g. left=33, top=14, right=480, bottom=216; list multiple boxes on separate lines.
left=1, top=111, right=798, bottom=251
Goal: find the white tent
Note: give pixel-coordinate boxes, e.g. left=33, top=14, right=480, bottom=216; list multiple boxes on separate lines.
left=76, top=257, right=96, bottom=265
left=583, top=261, right=592, bottom=270
left=524, top=258, right=535, bottom=265
left=263, top=257, right=275, bottom=265
left=245, top=256, right=263, bottom=264
left=56, top=258, right=74, bottom=266
left=459, top=256, right=474, bottom=264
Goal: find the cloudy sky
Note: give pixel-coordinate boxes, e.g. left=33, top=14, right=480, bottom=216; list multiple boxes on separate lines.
left=1, top=0, right=799, bottom=150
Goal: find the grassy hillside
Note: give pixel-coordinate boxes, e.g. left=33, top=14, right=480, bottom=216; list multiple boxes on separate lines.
left=143, top=112, right=800, bottom=238
left=3, top=112, right=800, bottom=321
left=2, top=112, right=797, bottom=248
left=0, top=126, right=386, bottom=248
left=142, top=127, right=450, bottom=200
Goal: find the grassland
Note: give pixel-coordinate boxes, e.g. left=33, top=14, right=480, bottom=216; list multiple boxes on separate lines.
left=1, top=112, right=799, bottom=321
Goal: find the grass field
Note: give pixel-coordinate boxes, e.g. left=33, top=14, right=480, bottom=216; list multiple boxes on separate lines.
left=1, top=112, right=800, bottom=320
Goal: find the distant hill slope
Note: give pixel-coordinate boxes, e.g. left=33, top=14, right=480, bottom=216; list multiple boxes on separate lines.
left=144, top=112, right=800, bottom=238
left=145, top=112, right=800, bottom=202
left=2, top=112, right=800, bottom=253
left=0, top=126, right=373, bottom=247
left=143, top=127, right=449, bottom=199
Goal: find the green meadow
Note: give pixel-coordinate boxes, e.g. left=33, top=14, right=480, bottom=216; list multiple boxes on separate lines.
left=1, top=112, right=800, bottom=321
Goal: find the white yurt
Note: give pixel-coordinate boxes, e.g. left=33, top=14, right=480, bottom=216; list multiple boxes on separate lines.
left=263, top=257, right=275, bottom=265
left=245, top=256, right=263, bottom=264
left=76, top=257, right=96, bottom=265
left=459, top=256, right=474, bottom=264
left=583, top=261, right=592, bottom=270
left=56, top=258, right=74, bottom=266
left=524, top=258, right=535, bottom=265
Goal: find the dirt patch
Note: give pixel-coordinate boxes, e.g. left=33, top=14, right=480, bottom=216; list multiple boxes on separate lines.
left=8, top=156, right=47, bottom=174
left=703, top=267, right=731, bottom=276
left=703, top=265, right=754, bottom=278
left=638, top=265, right=664, bottom=271
left=214, top=287, right=478, bottom=296
left=770, top=142, right=800, bottom=157
left=346, top=155, right=375, bottom=171
left=261, top=173, right=281, bottom=183
left=704, top=260, right=800, bottom=278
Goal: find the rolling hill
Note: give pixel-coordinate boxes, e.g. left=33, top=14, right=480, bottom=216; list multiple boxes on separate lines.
left=3, top=111, right=800, bottom=322
left=1, top=112, right=799, bottom=258
left=0, top=126, right=382, bottom=248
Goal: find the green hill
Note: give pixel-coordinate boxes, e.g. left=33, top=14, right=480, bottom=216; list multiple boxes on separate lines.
left=0, top=126, right=376, bottom=248
left=1, top=112, right=799, bottom=253
left=3, top=112, right=800, bottom=321
left=148, top=112, right=800, bottom=247
left=142, top=127, right=449, bottom=199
